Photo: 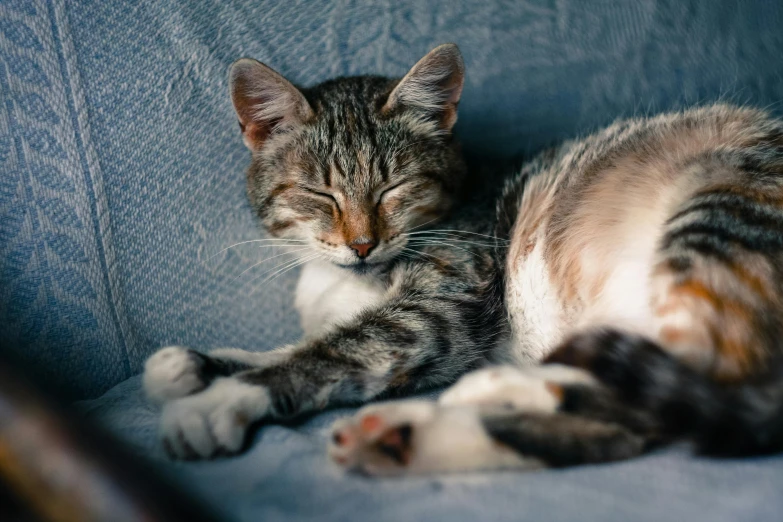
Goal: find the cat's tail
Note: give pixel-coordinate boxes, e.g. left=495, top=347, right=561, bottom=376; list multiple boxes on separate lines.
left=546, top=329, right=783, bottom=456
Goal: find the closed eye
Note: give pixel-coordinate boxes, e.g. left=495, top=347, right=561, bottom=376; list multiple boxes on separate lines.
left=377, top=181, right=408, bottom=205
left=303, top=187, right=338, bottom=205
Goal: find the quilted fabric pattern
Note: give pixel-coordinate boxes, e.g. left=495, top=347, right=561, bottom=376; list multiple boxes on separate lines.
left=2, top=0, right=783, bottom=401
left=1, top=0, right=131, bottom=397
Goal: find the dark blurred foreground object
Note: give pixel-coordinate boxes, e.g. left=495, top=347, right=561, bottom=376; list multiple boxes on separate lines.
left=0, top=353, right=222, bottom=522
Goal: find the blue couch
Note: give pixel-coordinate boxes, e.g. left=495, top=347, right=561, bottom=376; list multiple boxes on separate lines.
left=3, top=1, right=783, bottom=520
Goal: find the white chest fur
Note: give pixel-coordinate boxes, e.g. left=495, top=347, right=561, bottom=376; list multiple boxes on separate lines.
left=295, top=260, right=387, bottom=338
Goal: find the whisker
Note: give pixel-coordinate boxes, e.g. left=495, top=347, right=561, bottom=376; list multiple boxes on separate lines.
left=240, top=257, right=301, bottom=287
left=249, top=252, right=321, bottom=293
left=405, top=230, right=510, bottom=242
left=249, top=244, right=315, bottom=249
left=407, top=237, right=506, bottom=248
left=229, top=247, right=311, bottom=284
left=405, top=217, right=442, bottom=233
left=406, top=233, right=509, bottom=245
left=261, top=254, right=323, bottom=288
left=404, top=239, right=482, bottom=259
left=401, top=247, right=444, bottom=263
left=208, top=238, right=307, bottom=260
left=245, top=252, right=316, bottom=288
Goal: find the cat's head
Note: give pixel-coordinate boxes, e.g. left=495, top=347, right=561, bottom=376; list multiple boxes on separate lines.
left=229, top=44, right=467, bottom=271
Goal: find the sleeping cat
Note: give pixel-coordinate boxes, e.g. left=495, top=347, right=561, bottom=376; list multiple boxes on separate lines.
left=143, top=44, right=783, bottom=473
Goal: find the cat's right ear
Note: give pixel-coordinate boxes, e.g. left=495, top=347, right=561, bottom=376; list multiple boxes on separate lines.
left=382, top=44, right=465, bottom=132
left=229, top=59, right=314, bottom=151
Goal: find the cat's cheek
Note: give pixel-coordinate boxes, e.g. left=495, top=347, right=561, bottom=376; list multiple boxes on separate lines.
left=377, top=202, right=419, bottom=231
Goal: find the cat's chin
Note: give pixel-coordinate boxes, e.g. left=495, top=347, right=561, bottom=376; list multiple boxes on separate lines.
left=333, top=260, right=385, bottom=276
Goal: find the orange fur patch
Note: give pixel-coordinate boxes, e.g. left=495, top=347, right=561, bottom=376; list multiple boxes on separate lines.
left=657, top=277, right=761, bottom=381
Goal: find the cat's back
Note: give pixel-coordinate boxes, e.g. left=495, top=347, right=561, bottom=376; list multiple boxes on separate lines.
left=504, top=104, right=783, bottom=366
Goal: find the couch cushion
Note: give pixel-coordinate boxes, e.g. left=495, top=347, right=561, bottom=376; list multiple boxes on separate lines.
left=3, top=0, right=783, bottom=398
left=81, top=377, right=783, bottom=522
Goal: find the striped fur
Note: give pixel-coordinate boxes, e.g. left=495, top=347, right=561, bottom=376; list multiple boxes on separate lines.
left=328, top=104, right=783, bottom=475
left=145, top=44, right=783, bottom=470
left=144, top=45, right=509, bottom=460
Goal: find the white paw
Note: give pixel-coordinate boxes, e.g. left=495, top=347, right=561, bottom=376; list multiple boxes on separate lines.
left=439, top=364, right=595, bottom=412
left=160, top=378, right=270, bottom=459
left=329, top=400, right=535, bottom=476
left=143, top=346, right=206, bottom=404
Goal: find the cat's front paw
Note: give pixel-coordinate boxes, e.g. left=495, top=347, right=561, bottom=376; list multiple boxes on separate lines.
left=160, top=378, right=270, bottom=459
left=143, top=346, right=208, bottom=403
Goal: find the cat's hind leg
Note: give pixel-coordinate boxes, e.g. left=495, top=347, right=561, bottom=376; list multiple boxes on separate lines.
left=438, top=364, right=595, bottom=410
left=330, top=364, right=647, bottom=475
left=329, top=400, right=542, bottom=475
left=329, top=402, right=645, bottom=476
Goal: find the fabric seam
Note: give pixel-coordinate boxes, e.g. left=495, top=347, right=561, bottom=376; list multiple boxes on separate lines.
left=47, top=0, right=135, bottom=382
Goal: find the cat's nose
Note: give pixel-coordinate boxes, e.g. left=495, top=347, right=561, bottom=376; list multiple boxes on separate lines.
left=349, top=241, right=376, bottom=259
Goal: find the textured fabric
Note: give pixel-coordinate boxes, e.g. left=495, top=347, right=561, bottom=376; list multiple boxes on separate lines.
left=80, top=376, right=783, bottom=522
left=7, top=0, right=783, bottom=520
left=3, top=0, right=783, bottom=398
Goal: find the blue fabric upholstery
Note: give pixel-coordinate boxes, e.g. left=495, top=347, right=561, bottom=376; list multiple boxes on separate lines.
left=3, top=0, right=783, bottom=399
left=80, top=376, right=783, bottom=522
left=5, top=1, right=783, bottom=520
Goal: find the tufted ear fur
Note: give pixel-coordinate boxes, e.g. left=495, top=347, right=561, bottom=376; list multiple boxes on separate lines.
left=382, top=44, right=465, bottom=131
left=229, top=58, right=314, bottom=151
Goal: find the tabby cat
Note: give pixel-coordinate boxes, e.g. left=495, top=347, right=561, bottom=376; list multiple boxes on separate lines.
left=143, top=44, right=783, bottom=474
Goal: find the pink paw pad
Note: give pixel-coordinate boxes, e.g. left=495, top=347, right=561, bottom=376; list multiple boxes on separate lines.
left=360, top=414, right=383, bottom=435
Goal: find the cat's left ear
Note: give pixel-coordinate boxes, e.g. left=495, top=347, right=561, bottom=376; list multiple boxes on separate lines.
left=382, top=43, right=465, bottom=132
left=229, top=58, right=314, bottom=151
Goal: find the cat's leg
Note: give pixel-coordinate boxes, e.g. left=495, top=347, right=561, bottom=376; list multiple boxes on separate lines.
left=329, top=401, right=644, bottom=476
left=330, top=362, right=649, bottom=475
left=329, top=401, right=542, bottom=475
left=143, top=345, right=294, bottom=404
left=157, top=261, right=501, bottom=459
left=440, top=360, right=660, bottom=436
left=438, top=364, right=595, bottom=410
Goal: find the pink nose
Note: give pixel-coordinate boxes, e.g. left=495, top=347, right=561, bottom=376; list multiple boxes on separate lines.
left=349, top=241, right=376, bottom=259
